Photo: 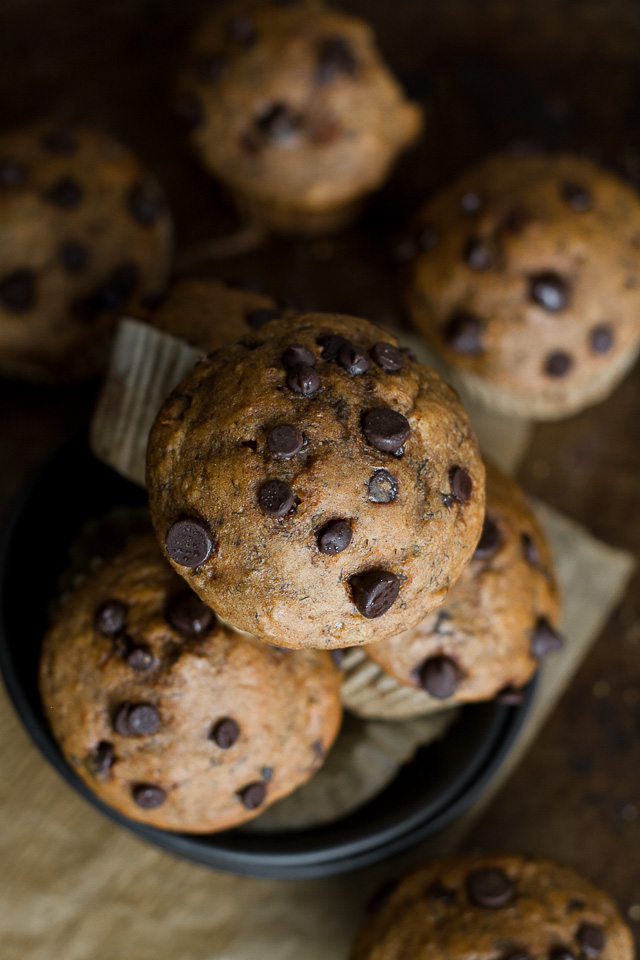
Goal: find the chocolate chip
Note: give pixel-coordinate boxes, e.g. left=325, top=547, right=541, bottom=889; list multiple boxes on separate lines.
left=287, top=363, right=319, bottom=395
left=464, top=236, right=496, bottom=270
left=501, top=205, right=530, bottom=234
left=576, top=924, right=605, bottom=955
left=132, top=784, right=166, bottom=809
left=350, top=570, right=400, bottom=618
left=428, top=880, right=457, bottom=904
left=496, top=686, right=525, bottom=705
left=0, top=157, right=26, bottom=188
left=367, top=469, right=398, bottom=503
left=246, top=307, right=282, bottom=330
left=0, top=269, right=36, bottom=312
left=530, top=272, right=570, bottom=311
left=317, top=519, right=352, bottom=555
left=114, top=702, right=160, bottom=737
left=371, top=341, right=404, bottom=372
left=226, top=14, right=256, bottom=45
left=165, top=518, right=214, bottom=567
left=317, top=333, right=349, bottom=362
left=338, top=342, right=370, bottom=375
left=474, top=516, right=502, bottom=558
left=127, top=646, right=155, bottom=671
left=210, top=717, right=240, bottom=749
left=267, top=424, right=303, bottom=458
left=175, top=94, right=204, bottom=127
left=415, top=655, right=460, bottom=698
left=590, top=325, right=614, bottom=354
left=362, top=408, right=410, bottom=453
left=316, top=36, right=358, bottom=83
left=466, top=867, right=515, bottom=908
left=44, top=175, right=83, bottom=208
left=461, top=191, right=483, bottom=215
left=60, top=240, right=89, bottom=274
left=531, top=617, right=564, bottom=658
left=94, top=600, right=127, bottom=636
left=444, top=312, right=483, bottom=355
left=239, top=781, right=267, bottom=810
left=282, top=344, right=316, bottom=368
left=90, top=741, right=114, bottom=778
left=561, top=181, right=591, bottom=211
left=193, top=52, right=225, bottom=82
left=545, top=351, right=573, bottom=377
left=165, top=589, right=216, bottom=637
left=41, top=129, right=77, bottom=154
left=549, top=949, right=576, bottom=960
left=258, top=479, right=294, bottom=517
left=262, top=766, right=273, bottom=781
left=311, top=739, right=325, bottom=757
left=256, top=103, right=301, bottom=144
left=449, top=466, right=473, bottom=503
left=128, top=181, right=164, bottom=226
left=567, top=899, right=586, bottom=913
left=521, top=532, right=540, bottom=566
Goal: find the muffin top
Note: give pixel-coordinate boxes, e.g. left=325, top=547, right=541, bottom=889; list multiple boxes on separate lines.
left=176, top=0, right=422, bottom=218
left=39, top=534, right=342, bottom=832
left=146, top=312, right=485, bottom=649
left=366, top=461, right=561, bottom=705
left=351, top=854, right=634, bottom=960
left=0, top=122, right=172, bottom=382
left=403, top=153, right=640, bottom=417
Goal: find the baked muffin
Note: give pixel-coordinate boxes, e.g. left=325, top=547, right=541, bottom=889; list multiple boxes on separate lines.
left=39, top=534, right=342, bottom=832
left=364, top=460, right=561, bottom=707
left=403, top=153, right=640, bottom=419
left=176, top=0, right=423, bottom=234
left=146, top=312, right=485, bottom=650
left=0, top=122, right=173, bottom=382
left=351, top=854, right=634, bottom=960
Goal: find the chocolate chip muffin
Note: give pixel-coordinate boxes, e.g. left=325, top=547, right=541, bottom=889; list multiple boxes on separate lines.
left=39, top=534, right=342, bottom=832
left=403, top=153, right=640, bottom=419
left=365, top=460, right=561, bottom=706
left=146, top=312, right=485, bottom=650
left=351, top=854, right=634, bottom=960
left=175, top=0, right=423, bottom=234
left=0, top=122, right=173, bottom=382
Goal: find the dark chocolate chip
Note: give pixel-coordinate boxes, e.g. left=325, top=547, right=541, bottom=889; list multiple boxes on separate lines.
left=561, top=181, right=591, bottom=211
left=238, top=781, right=267, bottom=810
left=210, top=717, right=240, bottom=749
left=590, top=325, right=614, bottom=354
left=466, top=867, right=515, bottom=908
left=371, top=341, right=404, bottom=372
left=114, top=702, right=160, bottom=737
left=367, top=469, right=398, bottom=503
left=256, top=103, right=301, bottom=144
left=127, top=646, right=155, bottom=671
left=94, top=600, right=128, bottom=636
left=44, top=175, right=83, bottom=208
left=521, top=532, right=540, bottom=566
left=362, top=408, right=410, bottom=453
left=128, top=181, right=164, bottom=226
left=101, top=262, right=140, bottom=311
left=549, top=948, right=576, bottom=960
left=444, top=311, right=483, bottom=355
left=311, top=739, right=325, bottom=757
left=338, top=342, right=370, bottom=375
left=114, top=703, right=133, bottom=736
left=317, top=519, right=352, bottom=555
left=258, top=479, right=294, bottom=517
left=132, top=784, right=166, bottom=808
left=350, top=570, right=400, bottom=618
left=496, top=686, right=525, bottom=705
left=165, top=589, right=216, bottom=637
left=165, top=518, right=214, bottom=567
left=449, top=466, right=473, bottom=503
left=0, top=268, right=36, bottom=312
left=316, top=35, right=358, bottom=83
left=226, top=14, right=256, bottom=45
left=461, top=191, right=483, bottom=215
left=41, top=129, right=77, bottom=154
left=175, top=94, right=204, bottom=127
left=282, top=343, right=316, bottom=368
left=474, top=516, right=502, bottom=559
left=193, top=52, right=225, bottom=82
left=545, top=351, right=573, bottom=377
left=60, top=240, right=89, bottom=274
left=0, top=157, right=26, bottom=188
left=501, top=205, right=530, bottom=234
left=317, top=333, right=349, bottom=362
left=576, top=924, right=606, bottom=956
left=531, top=617, right=564, bottom=658
left=567, top=899, right=586, bottom=913
left=415, top=655, right=460, bottom=699
left=267, top=424, right=303, bottom=458
left=246, top=307, right=282, bottom=330
left=429, top=880, right=457, bottom=904
left=90, top=741, right=114, bottom=778
left=287, top=363, right=319, bottom=395
left=529, top=272, right=570, bottom=311
left=464, top=236, right=496, bottom=270
left=262, top=766, right=273, bottom=781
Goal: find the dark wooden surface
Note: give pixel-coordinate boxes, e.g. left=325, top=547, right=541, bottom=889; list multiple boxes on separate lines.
left=0, top=0, right=639, bottom=946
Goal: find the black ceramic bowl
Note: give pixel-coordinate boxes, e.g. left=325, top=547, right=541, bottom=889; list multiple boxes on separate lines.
left=0, top=435, right=535, bottom=879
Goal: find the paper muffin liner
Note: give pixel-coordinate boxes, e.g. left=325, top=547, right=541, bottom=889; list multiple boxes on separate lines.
left=90, top=319, right=201, bottom=487
left=243, top=708, right=458, bottom=833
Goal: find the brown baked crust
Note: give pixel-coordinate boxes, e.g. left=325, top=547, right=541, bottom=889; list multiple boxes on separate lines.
left=404, top=153, right=640, bottom=418
left=0, top=122, right=173, bottom=383
left=39, top=534, right=342, bottom=832
left=366, top=461, right=560, bottom=704
left=146, top=312, right=485, bottom=649
left=176, top=0, right=423, bottom=234
left=350, top=854, right=634, bottom=960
